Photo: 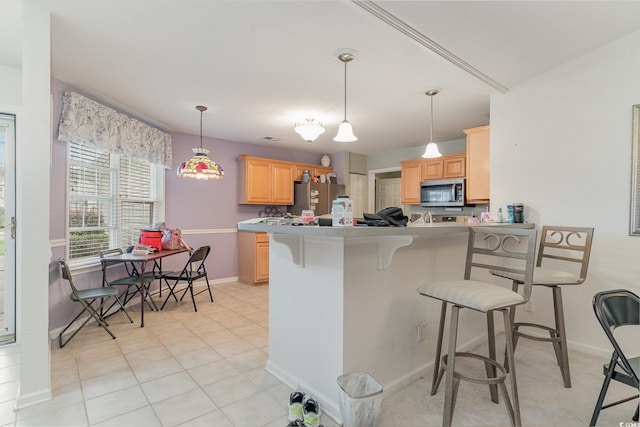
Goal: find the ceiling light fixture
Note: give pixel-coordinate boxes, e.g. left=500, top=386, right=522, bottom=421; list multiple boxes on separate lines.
left=334, top=52, right=358, bottom=142
left=294, top=118, right=325, bottom=144
left=422, top=90, right=443, bottom=158
left=177, top=105, right=224, bottom=180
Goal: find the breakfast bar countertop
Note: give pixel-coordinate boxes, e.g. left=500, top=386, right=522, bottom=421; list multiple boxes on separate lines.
left=237, top=220, right=533, bottom=236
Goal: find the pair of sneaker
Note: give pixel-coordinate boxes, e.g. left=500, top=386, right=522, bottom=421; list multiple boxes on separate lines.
left=288, top=389, right=321, bottom=427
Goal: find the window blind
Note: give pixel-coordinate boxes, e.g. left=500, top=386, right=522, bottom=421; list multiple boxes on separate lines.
left=68, top=143, right=164, bottom=264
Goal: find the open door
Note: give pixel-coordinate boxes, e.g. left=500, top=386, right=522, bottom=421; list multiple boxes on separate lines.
left=0, top=114, right=16, bottom=344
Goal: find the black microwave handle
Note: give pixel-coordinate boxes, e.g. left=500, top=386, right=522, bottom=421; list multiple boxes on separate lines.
left=452, top=184, right=456, bottom=202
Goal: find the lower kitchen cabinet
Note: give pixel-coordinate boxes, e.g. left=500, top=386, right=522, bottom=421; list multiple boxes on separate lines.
left=238, top=231, right=269, bottom=284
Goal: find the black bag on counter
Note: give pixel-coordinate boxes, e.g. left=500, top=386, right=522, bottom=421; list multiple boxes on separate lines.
left=363, top=207, right=408, bottom=227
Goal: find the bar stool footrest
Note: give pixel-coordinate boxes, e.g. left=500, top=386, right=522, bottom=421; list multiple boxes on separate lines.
left=442, top=352, right=508, bottom=386
left=514, top=322, right=560, bottom=343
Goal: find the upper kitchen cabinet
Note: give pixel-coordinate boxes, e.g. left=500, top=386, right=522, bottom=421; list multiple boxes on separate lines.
left=444, top=155, right=466, bottom=178
left=400, top=159, right=423, bottom=204
left=423, top=154, right=466, bottom=181
left=294, top=164, right=333, bottom=181
left=464, top=125, right=490, bottom=204
left=238, top=155, right=294, bottom=204
left=422, top=159, right=444, bottom=180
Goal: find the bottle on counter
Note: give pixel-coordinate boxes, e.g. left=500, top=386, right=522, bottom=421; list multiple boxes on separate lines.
left=513, top=203, right=524, bottom=223
left=497, top=207, right=504, bottom=223
left=506, top=204, right=515, bottom=224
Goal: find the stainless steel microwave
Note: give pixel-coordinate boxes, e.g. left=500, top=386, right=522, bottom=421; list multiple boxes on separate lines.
left=420, top=178, right=465, bottom=207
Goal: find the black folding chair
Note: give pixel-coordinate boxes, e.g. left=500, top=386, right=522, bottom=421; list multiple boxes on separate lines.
left=100, top=248, right=160, bottom=312
left=590, top=289, right=639, bottom=425
left=160, top=246, right=213, bottom=312
left=57, top=258, right=133, bottom=348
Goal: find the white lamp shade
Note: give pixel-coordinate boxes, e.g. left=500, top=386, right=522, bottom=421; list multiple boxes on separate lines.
left=333, top=120, right=358, bottom=142
left=422, top=142, right=442, bottom=158
left=294, top=120, right=325, bottom=142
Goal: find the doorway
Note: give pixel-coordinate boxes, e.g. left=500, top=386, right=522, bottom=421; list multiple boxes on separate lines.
left=367, top=167, right=402, bottom=213
left=0, top=114, right=16, bottom=344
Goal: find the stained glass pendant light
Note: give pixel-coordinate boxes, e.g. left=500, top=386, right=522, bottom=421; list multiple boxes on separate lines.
left=334, top=52, right=358, bottom=142
left=422, top=90, right=442, bottom=158
left=177, top=105, right=224, bottom=180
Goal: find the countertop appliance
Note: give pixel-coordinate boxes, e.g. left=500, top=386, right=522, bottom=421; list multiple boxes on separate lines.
left=420, top=178, right=465, bottom=207
left=288, top=181, right=345, bottom=216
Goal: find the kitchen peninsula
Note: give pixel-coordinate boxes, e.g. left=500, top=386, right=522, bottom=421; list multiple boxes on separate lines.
left=237, top=221, right=532, bottom=423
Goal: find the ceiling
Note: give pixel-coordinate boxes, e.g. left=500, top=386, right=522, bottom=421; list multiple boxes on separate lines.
left=4, top=1, right=640, bottom=155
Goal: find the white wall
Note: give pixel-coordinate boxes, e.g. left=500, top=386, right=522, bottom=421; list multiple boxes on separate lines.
left=0, top=65, right=21, bottom=107
left=491, top=30, right=640, bottom=356
left=15, top=0, right=52, bottom=409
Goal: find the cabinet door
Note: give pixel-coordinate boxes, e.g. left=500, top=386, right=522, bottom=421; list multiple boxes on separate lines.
left=423, top=160, right=444, bottom=180
left=444, top=156, right=466, bottom=178
left=271, top=162, right=294, bottom=204
left=465, top=125, right=490, bottom=203
left=294, top=165, right=308, bottom=181
left=245, top=158, right=271, bottom=204
left=401, top=160, right=422, bottom=204
left=255, top=240, right=270, bottom=283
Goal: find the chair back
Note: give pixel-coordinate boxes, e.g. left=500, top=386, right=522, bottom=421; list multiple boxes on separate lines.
left=537, top=226, right=594, bottom=284
left=465, top=226, right=538, bottom=302
left=100, top=247, right=137, bottom=277
left=59, top=258, right=80, bottom=297
left=185, top=246, right=211, bottom=274
left=592, top=289, right=639, bottom=381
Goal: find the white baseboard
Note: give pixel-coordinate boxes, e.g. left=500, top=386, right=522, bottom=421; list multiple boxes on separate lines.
left=266, top=360, right=343, bottom=426
left=14, top=387, right=52, bottom=410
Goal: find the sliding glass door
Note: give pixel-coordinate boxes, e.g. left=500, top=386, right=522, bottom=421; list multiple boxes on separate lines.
left=0, top=114, right=16, bottom=344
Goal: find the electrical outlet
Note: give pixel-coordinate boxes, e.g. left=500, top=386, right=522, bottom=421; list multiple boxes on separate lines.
left=416, top=319, right=427, bottom=342
left=524, top=298, right=535, bottom=312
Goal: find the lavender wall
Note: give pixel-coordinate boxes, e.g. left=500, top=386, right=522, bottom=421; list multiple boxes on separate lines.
left=49, top=78, right=346, bottom=330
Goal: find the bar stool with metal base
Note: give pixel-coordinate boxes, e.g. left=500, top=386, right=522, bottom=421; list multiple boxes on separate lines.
left=418, top=226, right=537, bottom=427
left=491, top=225, right=594, bottom=388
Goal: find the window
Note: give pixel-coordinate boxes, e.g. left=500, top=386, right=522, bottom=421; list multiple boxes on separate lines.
left=67, top=143, right=164, bottom=265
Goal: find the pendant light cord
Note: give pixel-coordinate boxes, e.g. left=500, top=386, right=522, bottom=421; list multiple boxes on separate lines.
left=343, top=59, right=348, bottom=121
left=200, top=109, right=203, bottom=149
left=430, top=94, right=434, bottom=143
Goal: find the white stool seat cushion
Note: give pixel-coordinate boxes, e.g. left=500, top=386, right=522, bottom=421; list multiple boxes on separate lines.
left=418, top=280, right=524, bottom=312
left=490, top=267, right=579, bottom=286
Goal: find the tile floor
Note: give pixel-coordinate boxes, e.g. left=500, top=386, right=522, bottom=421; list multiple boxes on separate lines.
left=0, top=281, right=636, bottom=426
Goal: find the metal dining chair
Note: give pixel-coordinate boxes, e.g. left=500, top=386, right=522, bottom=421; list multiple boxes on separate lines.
left=590, top=289, right=639, bottom=426
left=160, top=246, right=213, bottom=312
left=490, top=225, right=594, bottom=388
left=418, top=226, right=537, bottom=427
left=100, top=248, right=159, bottom=312
left=58, top=258, right=132, bottom=348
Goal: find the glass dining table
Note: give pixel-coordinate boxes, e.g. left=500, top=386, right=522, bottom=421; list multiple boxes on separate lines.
left=100, top=248, right=189, bottom=327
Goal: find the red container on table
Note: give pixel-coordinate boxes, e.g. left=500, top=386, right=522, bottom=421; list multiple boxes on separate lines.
left=139, top=230, right=162, bottom=251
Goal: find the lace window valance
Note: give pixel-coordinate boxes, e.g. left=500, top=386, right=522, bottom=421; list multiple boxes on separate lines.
left=58, top=91, right=172, bottom=168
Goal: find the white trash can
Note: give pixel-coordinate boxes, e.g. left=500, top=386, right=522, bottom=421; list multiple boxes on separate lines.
left=337, top=371, right=383, bottom=427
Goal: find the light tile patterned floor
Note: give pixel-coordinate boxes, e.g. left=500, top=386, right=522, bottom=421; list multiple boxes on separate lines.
left=0, top=281, right=636, bottom=426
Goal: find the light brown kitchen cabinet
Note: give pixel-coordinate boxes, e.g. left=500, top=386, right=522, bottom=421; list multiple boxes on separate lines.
left=238, top=155, right=294, bottom=204
left=444, top=155, right=466, bottom=178
left=464, top=125, right=490, bottom=204
left=423, top=159, right=444, bottom=180
left=294, top=164, right=333, bottom=181
left=238, top=231, right=269, bottom=284
left=400, top=159, right=423, bottom=204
